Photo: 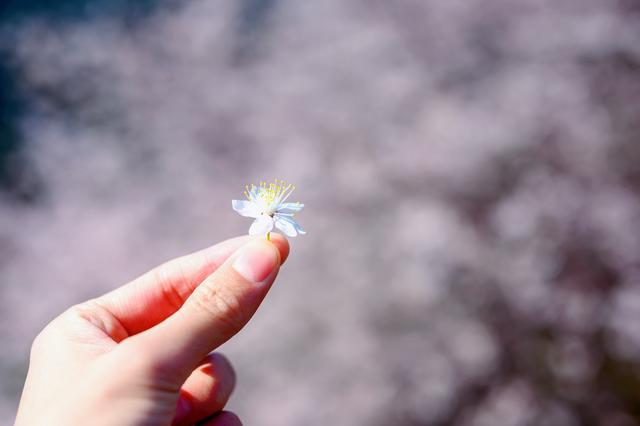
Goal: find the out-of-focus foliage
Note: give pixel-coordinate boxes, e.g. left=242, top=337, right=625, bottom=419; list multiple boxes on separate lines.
left=2, top=1, right=640, bottom=425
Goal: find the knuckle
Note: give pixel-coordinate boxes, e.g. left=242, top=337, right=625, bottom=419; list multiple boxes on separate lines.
left=62, top=300, right=129, bottom=343
left=207, top=352, right=236, bottom=378
left=191, top=284, right=247, bottom=336
left=30, top=306, right=75, bottom=355
left=65, top=302, right=94, bottom=322
left=210, top=353, right=237, bottom=392
left=64, top=301, right=107, bottom=328
left=29, top=317, right=64, bottom=362
left=30, top=328, right=50, bottom=358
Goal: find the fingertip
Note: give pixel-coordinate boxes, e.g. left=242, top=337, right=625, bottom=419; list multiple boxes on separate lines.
left=268, top=233, right=290, bottom=265
left=232, top=240, right=279, bottom=283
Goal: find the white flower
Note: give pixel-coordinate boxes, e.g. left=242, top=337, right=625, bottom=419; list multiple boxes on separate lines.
left=232, top=179, right=306, bottom=237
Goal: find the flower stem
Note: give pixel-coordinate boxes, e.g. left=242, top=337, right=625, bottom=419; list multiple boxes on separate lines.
left=266, top=232, right=271, bottom=241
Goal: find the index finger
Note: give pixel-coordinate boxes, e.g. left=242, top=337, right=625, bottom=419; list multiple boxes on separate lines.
left=93, top=234, right=290, bottom=336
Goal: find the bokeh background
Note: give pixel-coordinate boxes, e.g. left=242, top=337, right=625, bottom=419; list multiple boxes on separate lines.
left=2, top=0, right=640, bottom=425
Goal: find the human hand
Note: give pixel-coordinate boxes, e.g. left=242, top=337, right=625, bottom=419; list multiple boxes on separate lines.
left=14, top=235, right=289, bottom=426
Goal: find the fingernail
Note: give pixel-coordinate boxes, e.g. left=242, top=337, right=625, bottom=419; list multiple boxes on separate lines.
left=232, top=241, right=278, bottom=283
left=173, top=396, right=191, bottom=425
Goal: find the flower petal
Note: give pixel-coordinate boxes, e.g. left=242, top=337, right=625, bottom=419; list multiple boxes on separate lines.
left=232, top=199, right=261, bottom=218
left=294, top=222, right=306, bottom=235
left=276, top=202, right=304, bottom=214
left=276, top=215, right=306, bottom=236
left=249, top=215, right=274, bottom=236
left=274, top=216, right=298, bottom=237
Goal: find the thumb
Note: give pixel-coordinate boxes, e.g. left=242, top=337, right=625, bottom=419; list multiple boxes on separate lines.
left=119, top=239, right=281, bottom=381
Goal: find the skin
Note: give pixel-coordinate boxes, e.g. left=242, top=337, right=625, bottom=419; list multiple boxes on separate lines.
left=14, top=234, right=290, bottom=426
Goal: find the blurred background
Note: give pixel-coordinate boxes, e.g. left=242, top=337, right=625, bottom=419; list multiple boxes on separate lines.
left=2, top=0, right=640, bottom=424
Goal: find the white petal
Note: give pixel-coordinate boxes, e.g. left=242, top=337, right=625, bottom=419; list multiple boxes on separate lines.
left=232, top=200, right=261, bottom=218
left=294, top=222, right=306, bottom=235
left=276, top=202, right=304, bottom=214
left=275, top=216, right=298, bottom=237
left=276, top=215, right=306, bottom=236
left=249, top=215, right=274, bottom=236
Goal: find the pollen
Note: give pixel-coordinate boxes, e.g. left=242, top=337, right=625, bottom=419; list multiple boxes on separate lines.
left=255, top=178, right=295, bottom=205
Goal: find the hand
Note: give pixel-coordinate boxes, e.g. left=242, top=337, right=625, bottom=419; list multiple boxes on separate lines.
left=14, top=235, right=290, bottom=426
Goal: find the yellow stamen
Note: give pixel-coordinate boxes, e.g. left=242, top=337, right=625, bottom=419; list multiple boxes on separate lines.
left=249, top=178, right=295, bottom=206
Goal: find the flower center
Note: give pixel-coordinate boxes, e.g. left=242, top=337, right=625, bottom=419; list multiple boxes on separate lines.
left=244, top=179, right=296, bottom=214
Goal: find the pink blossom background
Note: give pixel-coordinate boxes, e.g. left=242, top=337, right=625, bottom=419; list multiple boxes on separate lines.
left=2, top=0, right=640, bottom=424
